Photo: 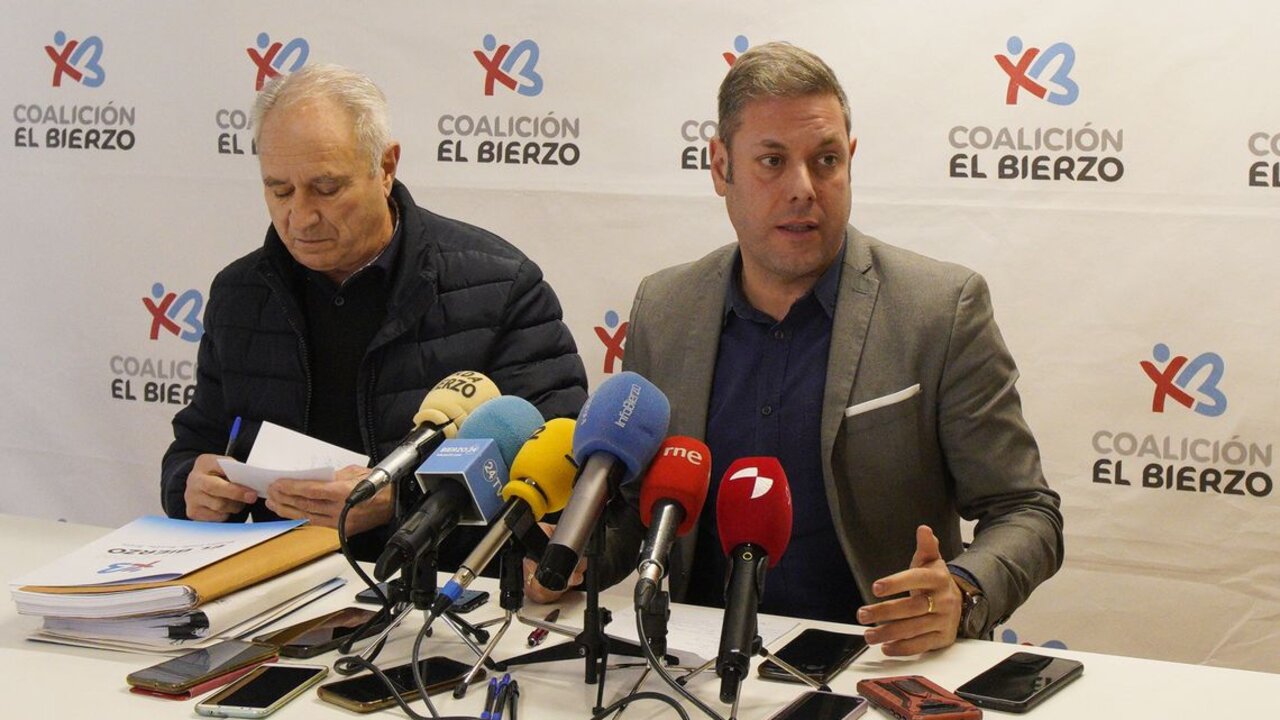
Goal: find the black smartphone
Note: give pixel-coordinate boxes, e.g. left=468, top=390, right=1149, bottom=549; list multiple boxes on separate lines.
left=768, top=691, right=869, bottom=720
left=253, top=607, right=388, bottom=658
left=316, top=657, right=483, bottom=713
left=126, top=639, right=278, bottom=694
left=195, top=663, right=328, bottom=718
left=956, top=651, right=1084, bottom=712
left=355, top=583, right=490, bottom=614
left=758, top=628, right=868, bottom=684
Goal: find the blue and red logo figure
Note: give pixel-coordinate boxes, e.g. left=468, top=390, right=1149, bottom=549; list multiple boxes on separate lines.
left=45, top=31, right=105, bottom=88
left=1140, top=343, right=1227, bottom=417
left=247, top=33, right=310, bottom=91
left=144, top=283, right=205, bottom=343
left=994, top=36, right=1079, bottom=106
left=473, top=35, right=543, bottom=97
left=594, top=310, right=628, bottom=374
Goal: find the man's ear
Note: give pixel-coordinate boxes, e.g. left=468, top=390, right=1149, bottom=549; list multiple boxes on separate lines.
left=380, top=141, right=401, bottom=194
left=710, top=137, right=730, bottom=197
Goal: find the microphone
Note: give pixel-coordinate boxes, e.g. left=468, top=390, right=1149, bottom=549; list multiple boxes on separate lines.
left=634, top=436, right=711, bottom=608
left=535, top=371, right=670, bottom=592
left=346, top=371, right=500, bottom=505
left=372, top=396, right=544, bottom=581
left=714, top=457, right=792, bottom=704
left=430, top=418, right=577, bottom=617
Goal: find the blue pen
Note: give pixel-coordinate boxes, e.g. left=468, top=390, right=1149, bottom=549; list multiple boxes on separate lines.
left=224, top=416, right=243, bottom=456
left=481, top=677, right=499, bottom=720
left=492, top=674, right=512, bottom=720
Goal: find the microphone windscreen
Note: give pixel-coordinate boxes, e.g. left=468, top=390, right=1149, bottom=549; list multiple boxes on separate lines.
left=456, top=396, right=545, bottom=467
left=412, top=371, right=501, bottom=437
left=640, top=436, right=711, bottom=535
left=716, top=457, right=792, bottom=567
left=504, top=418, right=577, bottom=519
left=572, top=371, right=670, bottom=482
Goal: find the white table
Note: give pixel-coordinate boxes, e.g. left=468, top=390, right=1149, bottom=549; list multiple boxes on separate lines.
left=3, top=514, right=1278, bottom=718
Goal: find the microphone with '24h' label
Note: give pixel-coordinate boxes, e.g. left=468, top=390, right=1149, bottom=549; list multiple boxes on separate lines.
left=430, top=417, right=578, bottom=618
left=715, top=457, right=792, bottom=704
left=372, top=395, right=544, bottom=581
left=535, top=371, right=670, bottom=592
left=346, top=371, right=500, bottom=506
left=634, top=436, right=711, bottom=609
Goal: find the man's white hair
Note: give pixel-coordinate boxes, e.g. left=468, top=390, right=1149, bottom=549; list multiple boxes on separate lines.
left=252, top=63, right=391, bottom=174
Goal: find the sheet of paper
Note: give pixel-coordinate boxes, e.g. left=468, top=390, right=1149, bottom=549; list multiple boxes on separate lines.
left=218, top=461, right=335, bottom=497
left=603, top=603, right=799, bottom=667
left=218, top=421, right=369, bottom=495
left=9, top=516, right=303, bottom=589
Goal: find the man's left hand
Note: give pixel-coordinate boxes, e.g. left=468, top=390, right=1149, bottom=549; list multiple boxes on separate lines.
left=265, top=465, right=391, bottom=535
left=857, top=525, right=961, bottom=656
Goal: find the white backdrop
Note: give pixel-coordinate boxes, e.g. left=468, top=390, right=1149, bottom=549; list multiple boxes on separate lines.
left=2, top=1, right=1278, bottom=673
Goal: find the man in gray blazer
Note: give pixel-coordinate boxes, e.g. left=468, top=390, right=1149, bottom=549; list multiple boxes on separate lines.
left=616, top=42, right=1063, bottom=656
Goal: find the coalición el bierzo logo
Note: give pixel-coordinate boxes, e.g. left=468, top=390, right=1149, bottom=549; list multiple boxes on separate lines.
left=680, top=35, right=750, bottom=171
left=109, top=284, right=203, bottom=405
left=949, top=35, right=1124, bottom=183
left=14, top=31, right=136, bottom=151
left=1090, top=344, right=1272, bottom=499
left=436, top=35, right=580, bottom=166
left=218, top=34, right=311, bottom=156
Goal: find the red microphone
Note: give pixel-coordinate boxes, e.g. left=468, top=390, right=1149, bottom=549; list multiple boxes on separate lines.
left=714, top=457, right=792, bottom=703
left=634, top=437, right=712, bottom=607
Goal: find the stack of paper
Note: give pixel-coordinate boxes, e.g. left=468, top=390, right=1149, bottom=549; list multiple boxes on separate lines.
left=9, top=516, right=346, bottom=650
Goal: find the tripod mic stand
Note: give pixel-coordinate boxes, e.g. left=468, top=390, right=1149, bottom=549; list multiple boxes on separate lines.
left=347, top=546, right=492, bottom=665
left=490, top=505, right=678, bottom=715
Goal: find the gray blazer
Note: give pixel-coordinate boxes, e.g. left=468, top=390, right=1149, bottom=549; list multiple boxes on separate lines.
left=617, top=226, right=1063, bottom=637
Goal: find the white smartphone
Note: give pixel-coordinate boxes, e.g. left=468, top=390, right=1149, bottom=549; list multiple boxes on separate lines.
left=195, top=663, right=328, bottom=718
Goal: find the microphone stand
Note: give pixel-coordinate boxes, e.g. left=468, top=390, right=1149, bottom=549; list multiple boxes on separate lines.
left=343, top=478, right=490, bottom=665
left=492, top=465, right=676, bottom=715
left=349, top=546, right=492, bottom=665
left=451, top=511, right=559, bottom=698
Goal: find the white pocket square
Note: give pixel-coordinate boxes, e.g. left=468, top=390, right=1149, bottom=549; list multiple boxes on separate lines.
left=844, top=384, right=921, bottom=418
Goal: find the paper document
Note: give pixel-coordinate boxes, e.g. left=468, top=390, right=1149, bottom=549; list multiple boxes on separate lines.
left=219, top=421, right=369, bottom=496
left=8, top=516, right=302, bottom=588
left=39, top=554, right=347, bottom=646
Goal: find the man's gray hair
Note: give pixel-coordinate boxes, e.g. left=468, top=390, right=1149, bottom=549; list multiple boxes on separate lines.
left=717, top=41, right=851, bottom=149
left=252, top=64, right=391, bottom=174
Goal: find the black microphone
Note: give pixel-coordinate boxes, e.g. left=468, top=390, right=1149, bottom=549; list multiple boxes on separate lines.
left=346, top=371, right=498, bottom=505
left=372, top=397, right=544, bottom=581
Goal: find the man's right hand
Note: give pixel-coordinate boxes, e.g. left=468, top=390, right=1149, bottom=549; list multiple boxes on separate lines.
left=184, top=453, right=258, bottom=521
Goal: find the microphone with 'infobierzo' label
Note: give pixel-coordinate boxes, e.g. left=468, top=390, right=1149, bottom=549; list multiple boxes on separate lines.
left=633, top=436, right=711, bottom=609
left=346, top=371, right=500, bottom=506
left=372, top=395, right=544, bottom=581
left=714, top=457, right=792, bottom=704
left=535, top=371, right=670, bottom=592
left=430, top=417, right=578, bottom=617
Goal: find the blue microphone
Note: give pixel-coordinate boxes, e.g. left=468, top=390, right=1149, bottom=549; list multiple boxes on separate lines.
left=374, top=396, right=544, bottom=581
left=535, top=371, right=670, bottom=591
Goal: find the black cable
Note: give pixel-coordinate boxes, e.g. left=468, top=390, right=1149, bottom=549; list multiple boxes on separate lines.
left=634, top=606, right=726, bottom=720
left=589, top=691, right=691, bottom=720
left=334, top=500, right=393, bottom=671
left=334, top=653, right=478, bottom=720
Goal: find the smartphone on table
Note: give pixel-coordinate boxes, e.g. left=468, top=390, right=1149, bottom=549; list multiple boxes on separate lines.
left=955, top=651, right=1084, bottom=712
left=355, top=582, right=490, bottom=614
left=253, top=606, right=388, bottom=658
left=317, top=656, right=482, bottom=713
left=126, top=638, right=278, bottom=698
left=195, top=663, right=328, bottom=718
left=758, top=628, right=868, bottom=684
left=856, top=675, right=982, bottom=720
left=767, top=691, right=869, bottom=719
